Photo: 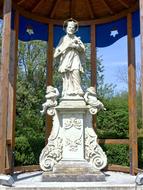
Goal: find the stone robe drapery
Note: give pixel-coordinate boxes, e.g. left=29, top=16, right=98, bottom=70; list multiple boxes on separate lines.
left=54, top=34, right=85, bottom=97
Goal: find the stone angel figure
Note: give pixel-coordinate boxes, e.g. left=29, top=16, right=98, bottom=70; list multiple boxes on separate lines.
left=84, top=87, right=106, bottom=115
left=40, top=86, right=59, bottom=115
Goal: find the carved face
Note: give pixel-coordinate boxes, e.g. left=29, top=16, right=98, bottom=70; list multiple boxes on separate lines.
left=66, top=21, right=76, bottom=35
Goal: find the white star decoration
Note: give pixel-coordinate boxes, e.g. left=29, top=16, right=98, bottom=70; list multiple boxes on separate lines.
left=26, top=28, right=34, bottom=35
left=110, top=29, right=119, bottom=37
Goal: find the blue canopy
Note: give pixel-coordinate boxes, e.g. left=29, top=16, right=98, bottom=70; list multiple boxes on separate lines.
left=11, top=10, right=140, bottom=48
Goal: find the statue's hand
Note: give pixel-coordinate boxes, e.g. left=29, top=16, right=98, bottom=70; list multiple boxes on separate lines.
left=69, top=42, right=79, bottom=49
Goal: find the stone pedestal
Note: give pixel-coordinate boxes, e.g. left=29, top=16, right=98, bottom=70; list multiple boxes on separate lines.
left=42, top=161, right=105, bottom=182
left=39, top=98, right=107, bottom=182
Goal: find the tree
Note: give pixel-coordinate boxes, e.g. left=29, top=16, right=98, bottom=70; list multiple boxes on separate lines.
left=15, top=42, right=116, bottom=165
left=115, top=63, right=142, bottom=130
left=116, top=63, right=141, bottom=89
left=15, top=40, right=47, bottom=165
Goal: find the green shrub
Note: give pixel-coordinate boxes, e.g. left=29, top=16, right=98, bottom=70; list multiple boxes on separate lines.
left=138, top=137, right=143, bottom=169
left=14, top=135, right=45, bottom=166
left=101, top=144, right=129, bottom=166
left=96, top=97, right=128, bottom=138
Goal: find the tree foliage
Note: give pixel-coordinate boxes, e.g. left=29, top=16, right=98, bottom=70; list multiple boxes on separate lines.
left=15, top=41, right=47, bottom=165
left=11, top=40, right=142, bottom=168
left=0, top=20, right=142, bottom=168
left=96, top=95, right=129, bottom=139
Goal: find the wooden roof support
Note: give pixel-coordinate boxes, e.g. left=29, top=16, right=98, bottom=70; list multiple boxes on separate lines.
left=12, top=1, right=138, bottom=25
left=101, top=0, right=114, bottom=15
left=50, top=0, right=61, bottom=18
left=91, top=24, right=96, bottom=88
left=45, top=23, right=53, bottom=141
left=6, top=10, right=19, bottom=173
left=0, top=0, right=12, bottom=174
left=98, top=139, right=129, bottom=145
left=117, top=0, right=129, bottom=9
left=139, top=0, right=143, bottom=128
left=17, top=0, right=25, bottom=5
left=91, top=24, right=97, bottom=129
left=127, top=13, right=138, bottom=175
left=32, top=0, right=45, bottom=13
left=69, top=0, right=75, bottom=18
left=85, top=0, right=95, bottom=19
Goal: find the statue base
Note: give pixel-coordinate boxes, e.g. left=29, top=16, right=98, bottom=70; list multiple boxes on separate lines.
left=39, top=98, right=107, bottom=182
left=42, top=160, right=105, bottom=182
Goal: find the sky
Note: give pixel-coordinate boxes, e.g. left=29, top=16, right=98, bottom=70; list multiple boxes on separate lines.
left=97, top=35, right=141, bottom=94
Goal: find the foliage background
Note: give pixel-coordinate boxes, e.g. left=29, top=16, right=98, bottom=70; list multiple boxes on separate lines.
left=12, top=40, right=143, bottom=169
left=0, top=25, right=142, bottom=169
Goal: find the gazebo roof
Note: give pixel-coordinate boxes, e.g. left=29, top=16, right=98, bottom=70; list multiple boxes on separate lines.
left=0, top=0, right=139, bottom=22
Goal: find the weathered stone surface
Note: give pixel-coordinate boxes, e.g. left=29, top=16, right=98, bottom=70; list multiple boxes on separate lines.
left=40, top=98, right=107, bottom=173
left=0, top=175, right=14, bottom=186
left=42, top=160, right=105, bottom=182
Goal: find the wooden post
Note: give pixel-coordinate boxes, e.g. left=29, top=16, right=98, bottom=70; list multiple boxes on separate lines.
left=0, top=0, right=12, bottom=173
left=46, top=23, right=53, bottom=141
left=91, top=24, right=96, bottom=87
left=91, top=23, right=97, bottom=129
left=139, top=0, right=143, bottom=127
left=127, top=13, right=138, bottom=175
left=6, top=10, right=19, bottom=172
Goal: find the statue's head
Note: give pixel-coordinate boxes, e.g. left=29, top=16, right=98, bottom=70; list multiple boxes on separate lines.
left=87, top=87, right=96, bottom=95
left=46, top=85, right=55, bottom=93
left=63, top=18, right=78, bottom=34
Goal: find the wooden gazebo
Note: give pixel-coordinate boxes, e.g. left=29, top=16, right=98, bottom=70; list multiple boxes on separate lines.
left=0, top=0, right=142, bottom=175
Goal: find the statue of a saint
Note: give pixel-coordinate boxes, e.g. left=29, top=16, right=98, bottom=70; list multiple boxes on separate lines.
left=54, top=18, right=85, bottom=97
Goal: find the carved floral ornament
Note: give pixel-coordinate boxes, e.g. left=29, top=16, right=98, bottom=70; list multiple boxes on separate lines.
left=85, top=128, right=107, bottom=170
left=64, top=118, right=82, bottom=129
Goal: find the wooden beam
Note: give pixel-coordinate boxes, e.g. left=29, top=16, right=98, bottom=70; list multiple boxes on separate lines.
left=69, top=0, right=75, bottom=18
left=127, top=13, right=138, bottom=175
left=101, top=0, right=114, bottom=15
left=105, top=164, right=130, bottom=173
left=6, top=10, right=19, bottom=173
left=139, top=0, right=143, bottom=128
left=50, top=0, right=61, bottom=18
left=14, top=165, right=40, bottom=173
left=85, top=0, right=95, bottom=19
left=47, top=23, right=53, bottom=86
left=117, top=0, right=129, bottom=9
left=91, top=24, right=97, bottom=130
left=17, top=0, right=25, bottom=5
left=0, top=0, right=12, bottom=174
left=91, top=24, right=96, bottom=88
left=32, top=0, right=44, bottom=13
left=45, top=23, right=54, bottom=142
left=12, top=1, right=138, bottom=25
left=11, top=164, right=139, bottom=174
left=98, top=139, right=129, bottom=145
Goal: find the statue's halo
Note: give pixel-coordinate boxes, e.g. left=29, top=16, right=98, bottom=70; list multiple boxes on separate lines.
left=63, top=18, right=79, bottom=32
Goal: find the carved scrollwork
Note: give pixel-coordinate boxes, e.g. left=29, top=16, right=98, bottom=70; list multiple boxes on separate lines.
left=39, top=137, right=63, bottom=171
left=85, top=128, right=107, bottom=170
left=47, top=107, right=55, bottom=116
left=89, top=106, right=98, bottom=115
left=64, top=118, right=82, bottom=129
left=65, top=135, right=82, bottom=152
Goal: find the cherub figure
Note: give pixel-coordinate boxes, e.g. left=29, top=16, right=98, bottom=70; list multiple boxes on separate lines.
left=40, top=86, right=59, bottom=115
left=84, top=87, right=106, bottom=114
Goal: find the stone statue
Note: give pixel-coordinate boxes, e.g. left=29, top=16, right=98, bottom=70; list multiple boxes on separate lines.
left=40, top=85, right=59, bottom=115
left=39, top=19, right=107, bottom=182
left=84, top=87, right=106, bottom=114
left=54, top=18, right=85, bottom=97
